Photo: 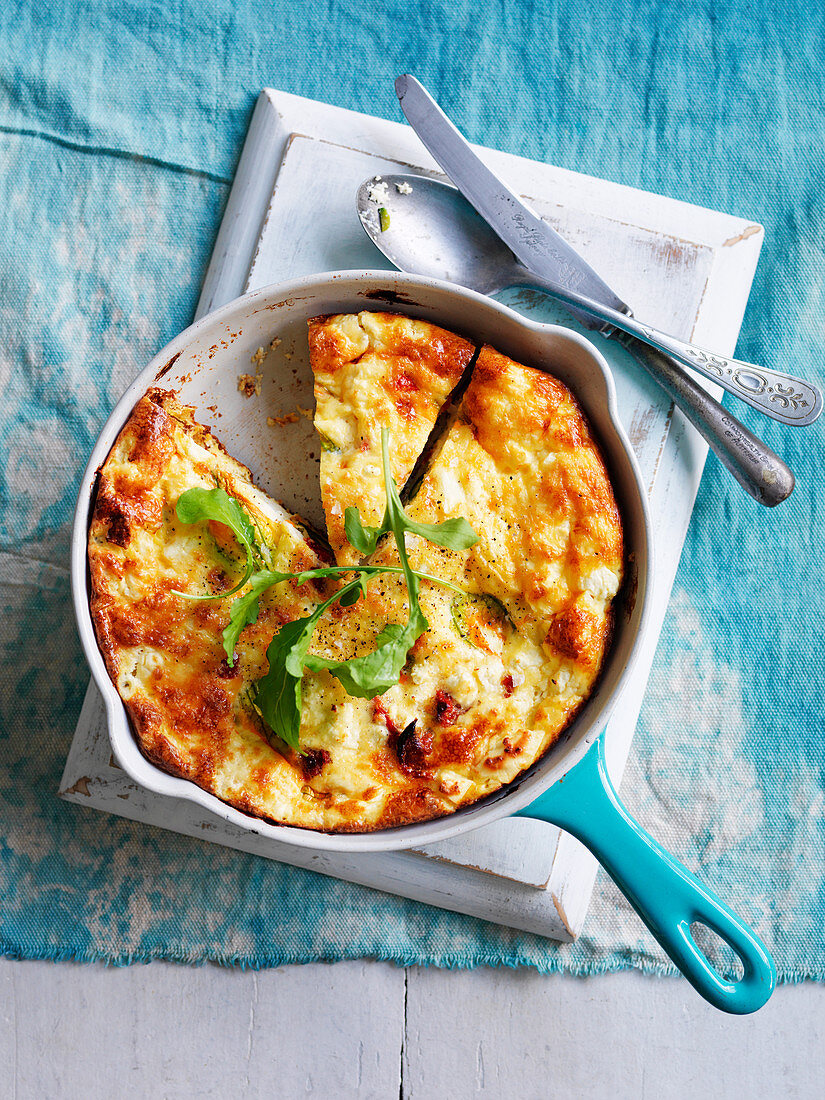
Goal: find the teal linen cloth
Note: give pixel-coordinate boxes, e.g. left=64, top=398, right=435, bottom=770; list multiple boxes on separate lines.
left=1, top=0, right=823, bottom=977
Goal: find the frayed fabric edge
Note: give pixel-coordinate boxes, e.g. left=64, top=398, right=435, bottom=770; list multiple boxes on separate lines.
left=0, top=943, right=822, bottom=984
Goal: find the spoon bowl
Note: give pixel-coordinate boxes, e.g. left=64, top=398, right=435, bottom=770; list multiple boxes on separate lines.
left=357, top=173, right=820, bottom=428
left=357, top=175, right=518, bottom=295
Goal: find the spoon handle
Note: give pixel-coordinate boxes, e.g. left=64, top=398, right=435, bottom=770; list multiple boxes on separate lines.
left=515, top=273, right=822, bottom=427
left=618, top=316, right=822, bottom=426
left=617, top=336, right=794, bottom=507
left=511, top=273, right=795, bottom=504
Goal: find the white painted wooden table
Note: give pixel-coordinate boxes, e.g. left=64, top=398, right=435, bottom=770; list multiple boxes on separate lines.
left=1, top=958, right=822, bottom=1097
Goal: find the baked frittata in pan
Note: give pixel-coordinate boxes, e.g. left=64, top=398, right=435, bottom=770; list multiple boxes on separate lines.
left=88, top=314, right=623, bottom=831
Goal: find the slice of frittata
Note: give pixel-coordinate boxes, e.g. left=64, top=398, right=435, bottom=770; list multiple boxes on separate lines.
left=307, top=311, right=474, bottom=565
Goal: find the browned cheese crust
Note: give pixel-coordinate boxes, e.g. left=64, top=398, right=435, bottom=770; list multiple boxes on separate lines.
left=88, top=390, right=336, bottom=826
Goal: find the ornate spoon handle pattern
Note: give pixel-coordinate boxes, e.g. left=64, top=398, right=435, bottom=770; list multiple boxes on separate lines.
left=633, top=325, right=822, bottom=426
left=614, top=335, right=795, bottom=507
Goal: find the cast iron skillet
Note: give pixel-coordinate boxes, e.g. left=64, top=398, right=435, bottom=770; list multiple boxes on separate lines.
left=72, top=272, right=775, bottom=1013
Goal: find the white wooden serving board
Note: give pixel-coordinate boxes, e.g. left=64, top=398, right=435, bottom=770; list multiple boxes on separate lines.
left=61, top=88, right=763, bottom=941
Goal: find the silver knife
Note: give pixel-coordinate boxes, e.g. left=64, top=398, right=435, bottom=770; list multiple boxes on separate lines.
left=395, top=73, right=807, bottom=506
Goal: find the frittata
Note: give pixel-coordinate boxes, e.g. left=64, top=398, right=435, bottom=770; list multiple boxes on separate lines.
left=88, top=321, right=624, bottom=832
left=297, top=343, right=624, bottom=824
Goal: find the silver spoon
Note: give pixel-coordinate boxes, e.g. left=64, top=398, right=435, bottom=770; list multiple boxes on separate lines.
left=357, top=175, right=820, bottom=429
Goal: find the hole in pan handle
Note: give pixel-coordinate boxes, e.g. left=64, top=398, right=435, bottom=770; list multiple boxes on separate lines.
left=515, top=735, right=776, bottom=1014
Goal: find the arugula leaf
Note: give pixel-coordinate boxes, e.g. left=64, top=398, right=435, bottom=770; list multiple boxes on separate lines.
left=343, top=430, right=478, bottom=555
left=372, top=428, right=430, bottom=670
left=302, top=429, right=480, bottom=704
left=399, top=514, right=479, bottom=551
left=256, top=617, right=320, bottom=753
left=306, top=608, right=426, bottom=698
left=222, top=564, right=372, bottom=665
left=222, top=569, right=293, bottom=664
left=255, top=581, right=360, bottom=752
left=344, top=506, right=386, bottom=556
left=173, top=486, right=258, bottom=600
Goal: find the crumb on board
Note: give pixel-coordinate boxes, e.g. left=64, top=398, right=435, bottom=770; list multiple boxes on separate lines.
left=396, top=180, right=413, bottom=194
left=250, top=346, right=266, bottom=366
left=270, top=336, right=281, bottom=349
left=297, top=405, right=313, bottom=419
left=267, top=413, right=300, bottom=427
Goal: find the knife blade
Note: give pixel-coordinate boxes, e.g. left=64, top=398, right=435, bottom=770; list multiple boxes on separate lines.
left=394, top=73, right=628, bottom=329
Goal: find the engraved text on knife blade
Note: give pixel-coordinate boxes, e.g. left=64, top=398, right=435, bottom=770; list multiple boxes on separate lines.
left=509, top=209, right=588, bottom=291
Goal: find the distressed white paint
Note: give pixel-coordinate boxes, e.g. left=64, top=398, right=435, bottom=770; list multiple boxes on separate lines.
left=1, top=958, right=822, bottom=1097
left=0, top=957, right=405, bottom=1098
left=66, top=88, right=763, bottom=941
left=402, top=967, right=825, bottom=1099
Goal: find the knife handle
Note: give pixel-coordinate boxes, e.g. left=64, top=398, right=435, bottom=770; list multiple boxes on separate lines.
left=615, top=332, right=795, bottom=506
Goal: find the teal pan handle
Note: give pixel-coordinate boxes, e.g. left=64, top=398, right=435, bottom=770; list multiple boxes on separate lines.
left=516, top=736, right=776, bottom=1014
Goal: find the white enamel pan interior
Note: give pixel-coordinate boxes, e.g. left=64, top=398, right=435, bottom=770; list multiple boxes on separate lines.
left=72, top=270, right=653, bottom=855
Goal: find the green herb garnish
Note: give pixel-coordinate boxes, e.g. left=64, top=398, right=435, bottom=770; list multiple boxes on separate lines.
left=175, top=430, right=478, bottom=752
left=173, top=485, right=259, bottom=599
left=222, top=568, right=297, bottom=663
left=256, top=581, right=361, bottom=752
left=257, top=430, right=477, bottom=748
left=343, top=429, right=478, bottom=558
